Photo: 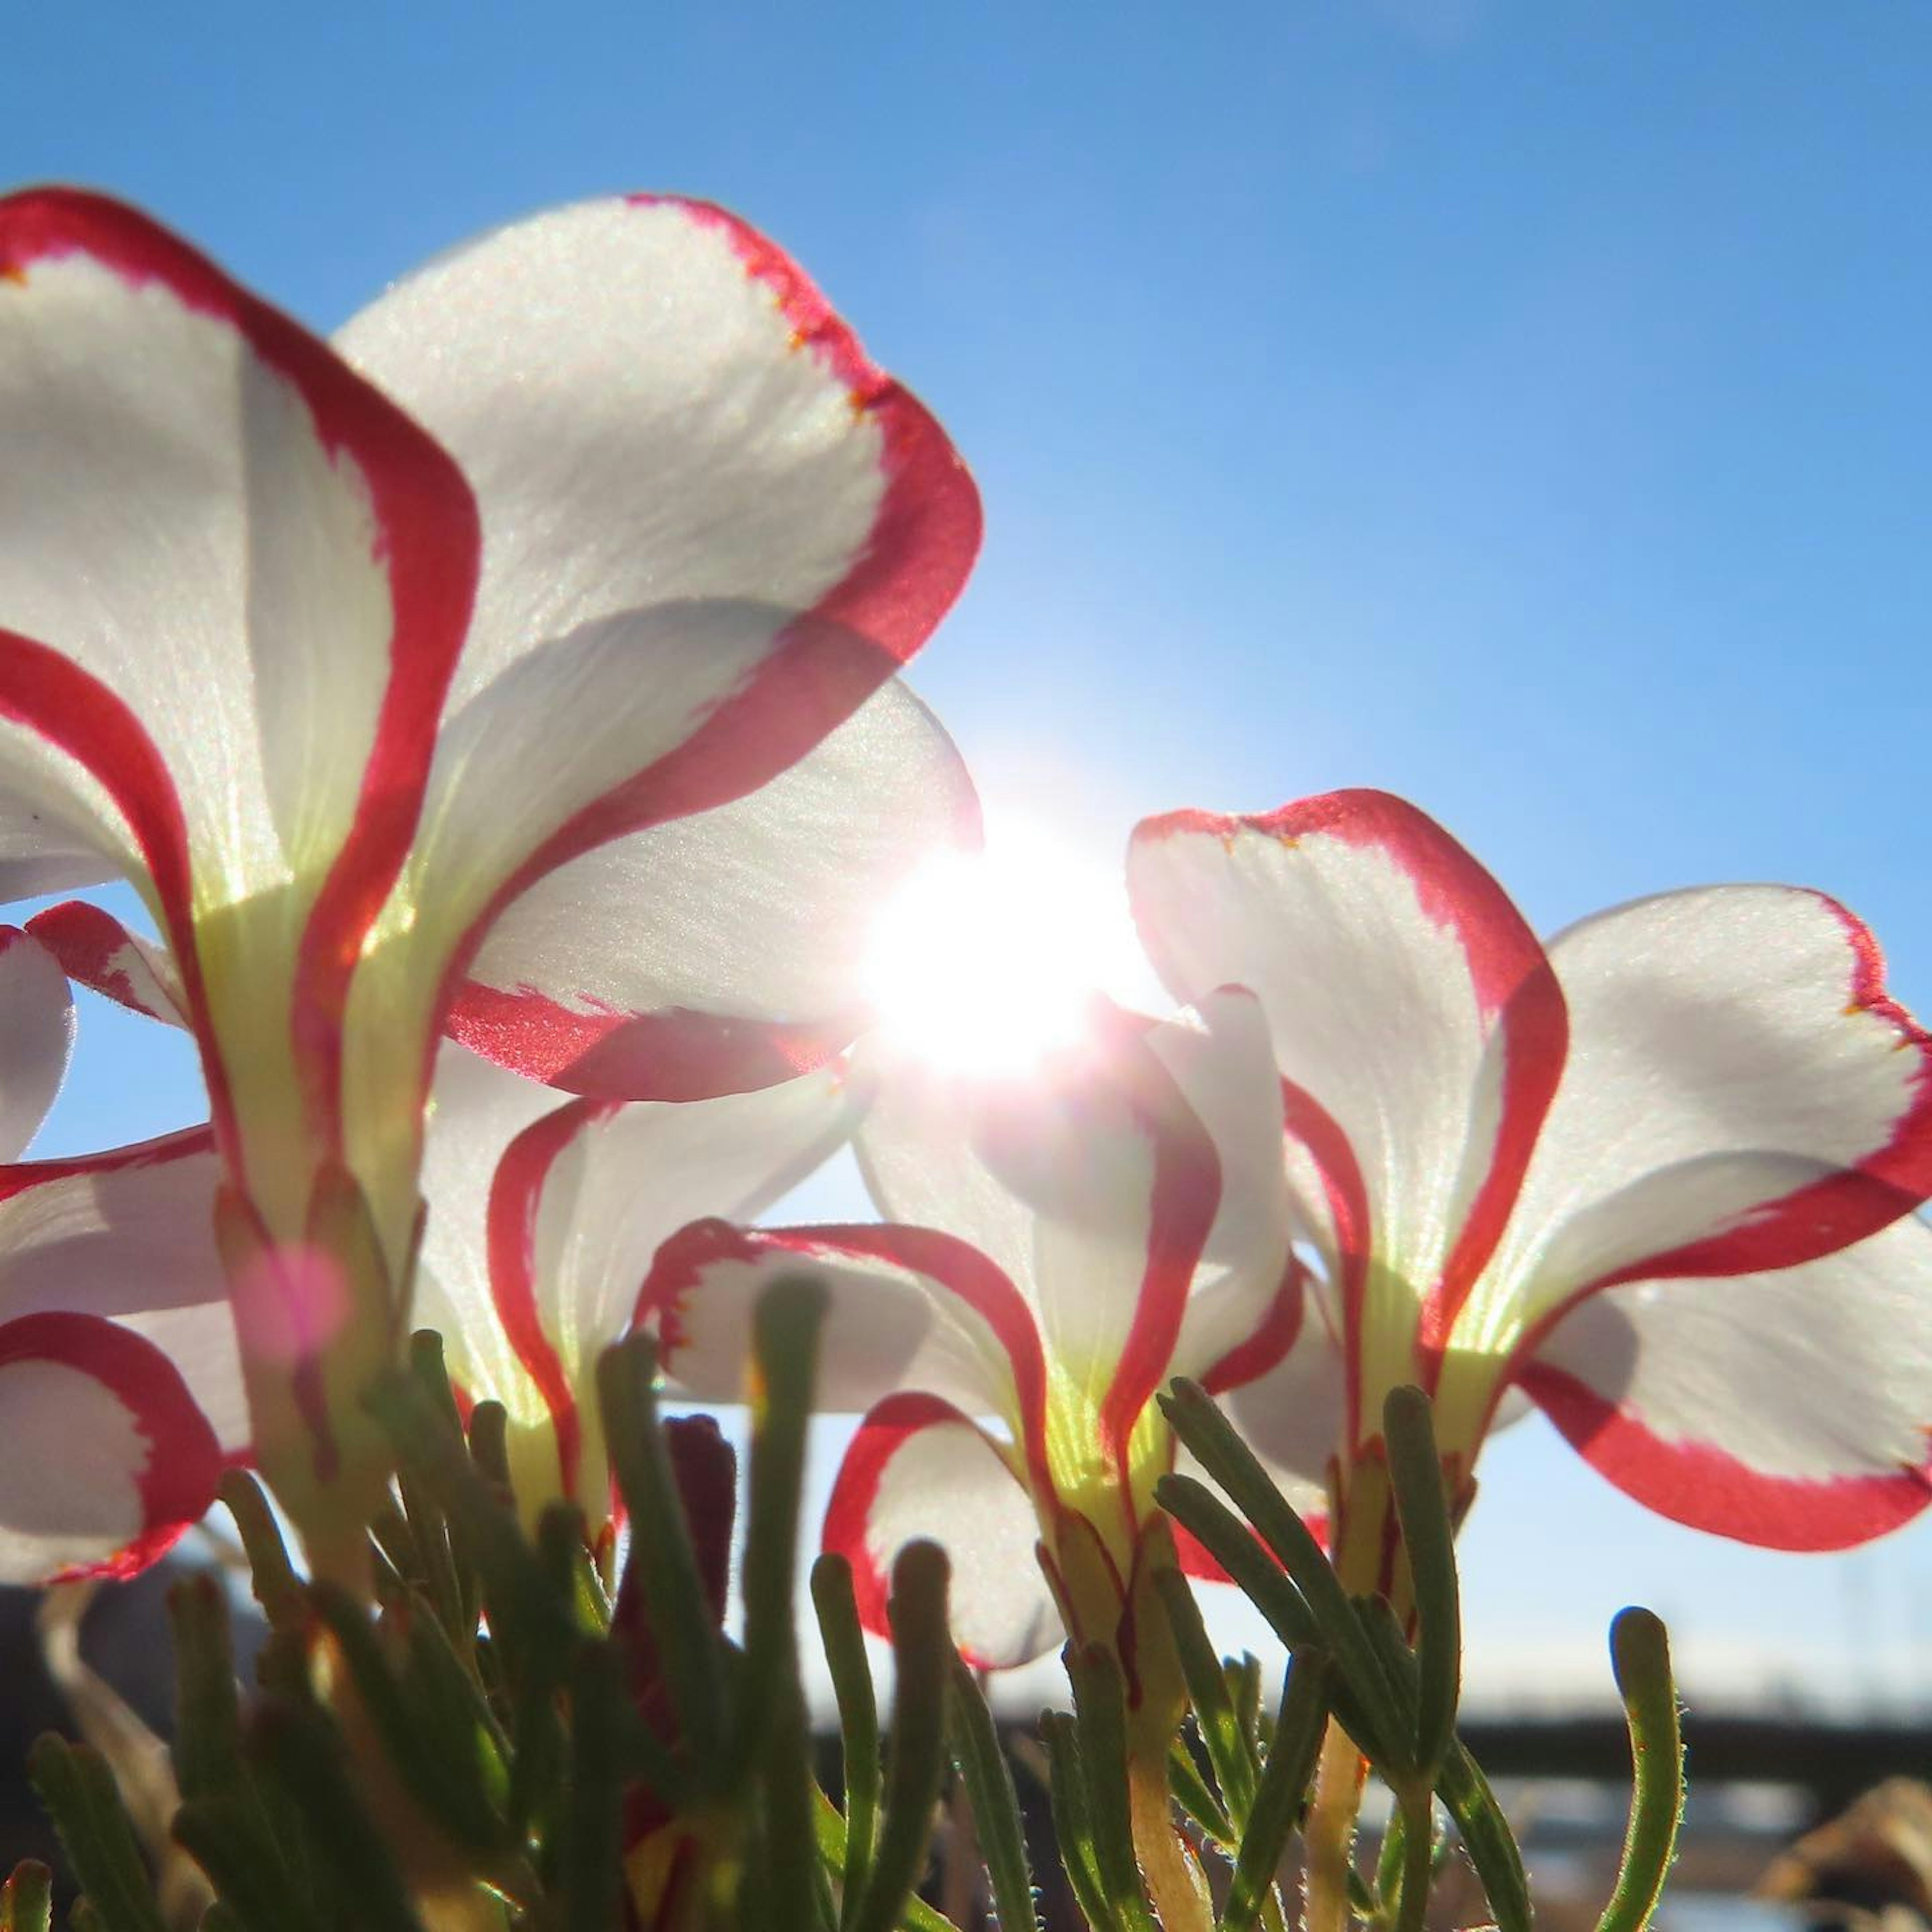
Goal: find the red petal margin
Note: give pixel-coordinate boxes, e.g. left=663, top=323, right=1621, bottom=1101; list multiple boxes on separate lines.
left=0, top=1309, right=222, bottom=1581
left=639, top=1216, right=1054, bottom=1498
left=1518, top=1358, right=1932, bottom=1552
left=485, top=1095, right=619, bottom=1502
left=27, top=898, right=185, bottom=1025
left=1131, top=792, right=1569, bottom=1399
left=1064, top=1006, right=1223, bottom=1473
left=1582, top=892, right=1932, bottom=1295
left=645, top=197, right=983, bottom=668
left=822, top=1389, right=1010, bottom=1650
left=0, top=1123, right=216, bottom=1205
left=444, top=989, right=865, bottom=1103
left=434, top=197, right=983, bottom=1096
left=0, top=189, right=481, bottom=1155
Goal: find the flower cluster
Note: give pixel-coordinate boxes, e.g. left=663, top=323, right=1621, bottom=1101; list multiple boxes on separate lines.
left=1, top=185, right=1929, bottom=1930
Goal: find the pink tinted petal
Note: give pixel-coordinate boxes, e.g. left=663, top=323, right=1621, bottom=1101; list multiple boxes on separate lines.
left=824, top=1391, right=1059, bottom=1669
left=0, top=1310, right=222, bottom=1582
left=1518, top=1213, right=1932, bottom=1550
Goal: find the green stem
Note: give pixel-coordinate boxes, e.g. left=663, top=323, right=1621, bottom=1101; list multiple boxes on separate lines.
left=1390, top=1794, right=1433, bottom=1932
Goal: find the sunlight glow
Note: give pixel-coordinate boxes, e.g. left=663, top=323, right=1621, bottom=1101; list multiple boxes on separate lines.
left=862, top=820, right=1163, bottom=1074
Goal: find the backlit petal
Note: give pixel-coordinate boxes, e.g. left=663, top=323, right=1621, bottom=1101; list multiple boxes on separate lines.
left=1130, top=792, right=1565, bottom=1405
left=0, top=1131, right=243, bottom=1451
left=854, top=1008, right=1221, bottom=1448
left=448, top=680, right=979, bottom=1098
left=640, top=1218, right=1030, bottom=1432
left=824, top=1391, right=1059, bottom=1669
left=0, top=927, right=74, bottom=1157
left=1487, top=887, right=1932, bottom=1332
left=0, top=1310, right=223, bottom=1582
left=1519, top=1213, right=1932, bottom=1549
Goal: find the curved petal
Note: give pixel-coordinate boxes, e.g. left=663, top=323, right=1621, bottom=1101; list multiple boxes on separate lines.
left=1517, top=1214, right=1932, bottom=1550
left=1491, top=887, right=1932, bottom=1326
left=412, top=1043, right=568, bottom=1422
left=854, top=1006, right=1221, bottom=1451
left=0, top=190, right=479, bottom=1096
left=447, top=679, right=981, bottom=1099
left=1148, top=989, right=1303, bottom=1386
left=824, top=1391, right=1059, bottom=1669
left=0, top=1131, right=244, bottom=1451
left=1129, top=792, right=1566, bottom=1412
left=0, top=1310, right=223, bottom=1582
left=0, top=789, right=115, bottom=901
left=640, top=1218, right=1033, bottom=1443
left=1220, top=1285, right=1349, bottom=1515
left=416, top=1046, right=856, bottom=1504
left=26, top=900, right=188, bottom=1028
left=336, top=196, right=979, bottom=717
left=0, top=927, right=75, bottom=1157
left=336, top=198, right=978, bottom=1026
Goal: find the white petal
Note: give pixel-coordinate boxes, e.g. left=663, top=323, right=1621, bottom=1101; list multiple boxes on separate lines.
left=1520, top=1214, right=1932, bottom=1549
left=335, top=196, right=977, bottom=719
left=825, top=1393, right=1060, bottom=1669
left=450, top=679, right=979, bottom=1098
left=0, top=928, right=74, bottom=1157
left=0, top=190, right=477, bottom=959
left=1149, top=989, right=1302, bottom=1384
left=854, top=1011, right=1221, bottom=1440
left=416, top=1048, right=857, bottom=1514
left=412, top=1044, right=567, bottom=1418
left=1220, top=1291, right=1349, bottom=1510
left=1489, top=887, right=1932, bottom=1327
left=0, top=1310, right=224, bottom=1582
left=0, top=1133, right=244, bottom=1450
left=642, top=1219, right=1022, bottom=1423
left=1129, top=793, right=1565, bottom=1367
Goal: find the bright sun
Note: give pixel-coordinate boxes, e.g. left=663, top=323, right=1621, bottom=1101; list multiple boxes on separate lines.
left=862, top=818, right=1164, bottom=1074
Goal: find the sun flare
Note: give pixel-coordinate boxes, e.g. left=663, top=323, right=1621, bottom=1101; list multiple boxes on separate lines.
left=862, top=820, right=1163, bottom=1074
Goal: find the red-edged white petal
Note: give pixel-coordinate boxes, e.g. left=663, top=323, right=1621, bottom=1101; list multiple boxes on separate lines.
left=0, top=191, right=479, bottom=1095
left=416, top=1045, right=856, bottom=1502
left=337, top=197, right=977, bottom=719
left=825, top=1392, right=1060, bottom=1669
left=1149, top=989, right=1304, bottom=1387
left=0, top=926, right=74, bottom=1157
left=1129, top=793, right=1566, bottom=1417
left=641, top=1219, right=1033, bottom=1431
left=447, top=680, right=980, bottom=1099
left=1219, top=1280, right=1349, bottom=1515
left=854, top=1009, right=1221, bottom=1450
left=335, top=198, right=977, bottom=1008
left=25, top=901, right=188, bottom=1028
left=412, top=1044, right=567, bottom=1424
left=0, top=1310, right=223, bottom=1582
left=0, top=1131, right=244, bottom=1451
left=1517, top=1213, right=1932, bottom=1550
left=1486, top=888, right=1932, bottom=1330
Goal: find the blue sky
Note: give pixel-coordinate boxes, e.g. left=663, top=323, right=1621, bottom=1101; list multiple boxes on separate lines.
left=11, top=2, right=1932, bottom=1708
